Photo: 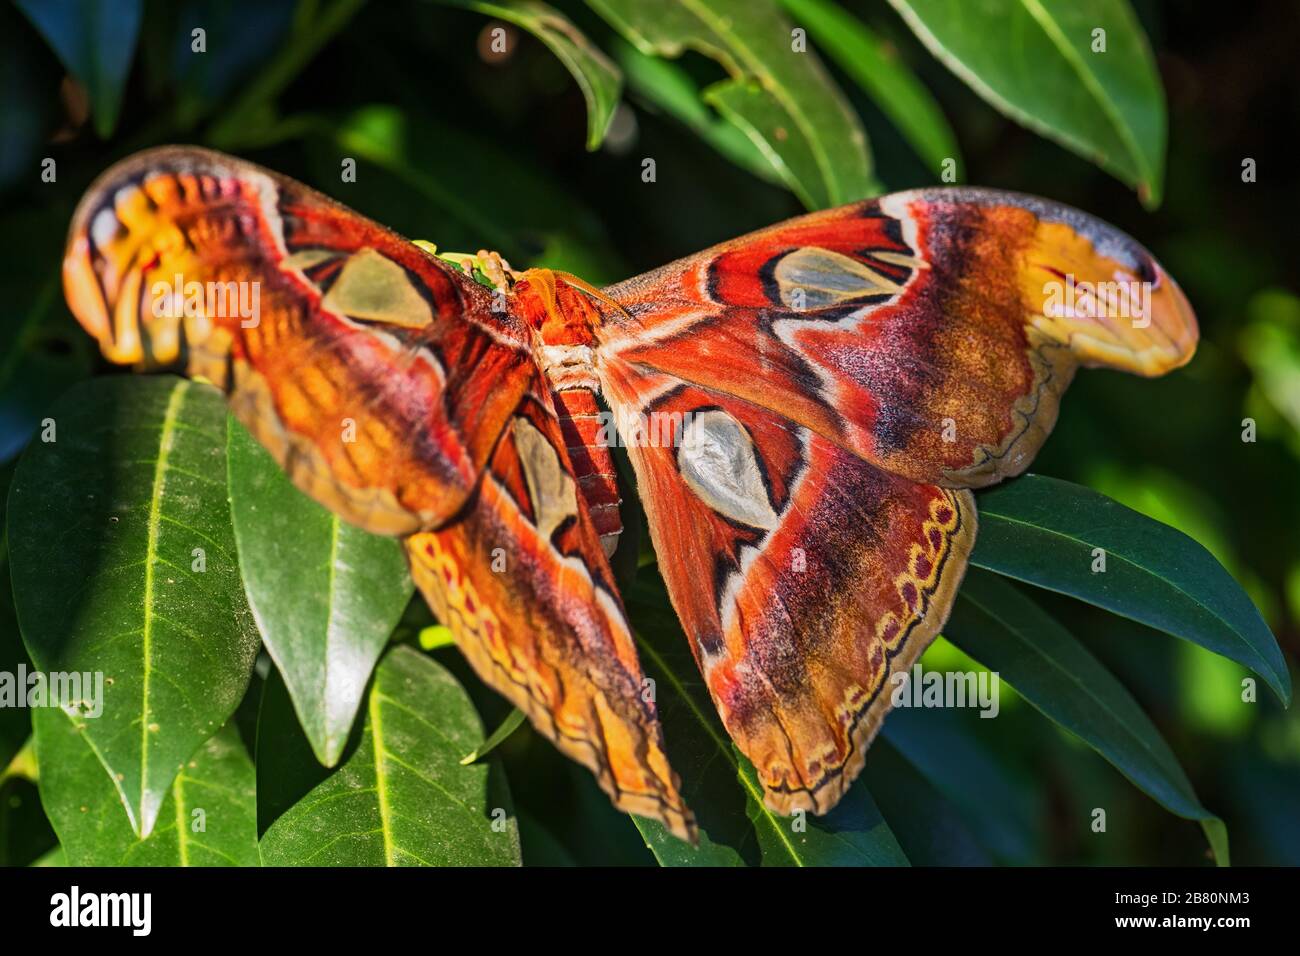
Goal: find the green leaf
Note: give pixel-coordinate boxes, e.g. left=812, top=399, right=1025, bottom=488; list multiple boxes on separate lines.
left=946, top=569, right=1229, bottom=865
left=780, top=0, right=961, bottom=172
left=260, top=645, right=522, bottom=865
left=14, top=0, right=142, bottom=138
left=861, top=737, right=993, bottom=865
left=227, top=416, right=413, bottom=767
left=888, top=0, right=1166, bottom=205
left=626, top=575, right=908, bottom=866
left=612, top=38, right=781, bottom=185
left=588, top=0, right=876, bottom=208
left=34, top=715, right=258, bottom=866
left=7, top=376, right=261, bottom=837
left=461, top=708, right=526, bottom=765
left=438, top=0, right=622, bottom=149
left=973, top=474, right=1290, bottom=704
left=882, top=706, right=1040, bottom=864
left=321, top=105, right=624, bottom=278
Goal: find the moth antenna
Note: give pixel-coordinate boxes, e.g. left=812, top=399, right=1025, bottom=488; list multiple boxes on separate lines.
left=550, top=270, right=634, bottom=321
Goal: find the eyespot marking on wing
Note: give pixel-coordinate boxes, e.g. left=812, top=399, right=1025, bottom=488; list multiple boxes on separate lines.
left=512, top=416, right=578, bottom=541
left=320, top=248, right=434, bottom=328
left=773, top=246, right=906, bottom=309
left=677, top=409, right=778, bottom=530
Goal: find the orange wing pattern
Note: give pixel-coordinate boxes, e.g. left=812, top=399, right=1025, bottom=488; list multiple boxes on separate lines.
left=594, top=188, right=1196, bottom=811
left=407, top=377, right=693, bottom=838
left=599, top=189, right=1197, bottom=488
left=61, top=148, right=1199, bottom=840
left=64, top=147, right=536, bottom=534
left=62, top=147, right=693, bottom=841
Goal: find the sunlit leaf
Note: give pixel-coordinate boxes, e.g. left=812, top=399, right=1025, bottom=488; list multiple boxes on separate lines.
left=973, top=475, right=1290, bottom=704
left=34, top=718, right=257, bottom=866
left=8, top=376, right=260, bottom=837
left=588, top=0, right=876, bottom=208
left=780, top=0, right=960, bottom=172
left=888, top=0, right=1165, bottom=204
left=259, top=645, right=522, bottom=865
left=612, top=38, right=780, bottom=184
left=228, top=416, right=412, bottom=767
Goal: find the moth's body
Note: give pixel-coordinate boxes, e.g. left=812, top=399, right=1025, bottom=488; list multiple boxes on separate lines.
left=510, top=269, right=624, bottom=555
left=62, top=147, right=1198, bottom=843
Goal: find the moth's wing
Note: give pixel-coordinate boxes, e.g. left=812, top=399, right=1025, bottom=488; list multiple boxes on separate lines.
left=599, top=187, right=1198, bottom=488
left=406, top=373, right=696, bottom=841
left=63, top=146, right=535, bottom=534
left=64, top=147, right=695, bottom=839
left=593, top=188, right=1196, bottom=813
left=600, top=358, right=975, bottom=815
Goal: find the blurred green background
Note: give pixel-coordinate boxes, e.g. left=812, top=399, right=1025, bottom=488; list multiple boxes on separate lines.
left=1, top=0, right=1297, bottom=865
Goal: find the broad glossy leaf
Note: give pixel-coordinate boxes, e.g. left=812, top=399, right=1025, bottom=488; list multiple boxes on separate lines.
left=7, top=376, right=260, bottom=837
left=588, top=0, right=876, bottom=209
left=882, top=706, right=1040, bottom=864
left=888, top=0, right=1165, bottom=204
left=862, top=738, right=992, bottom=866
left=627, top=575, right=909, bottom=866
left=260, top=645, right=522, bottom=866
left=947, top=569, right=1228, bottom=865
left=613, top=38, right=780, bottom=185
left=228, top=417, right=412, bottom=767
left=973, top=474, right=1290, bottom=704
left=14, top=0, right=142, bottom=138
left=439, top=0, right=622, bottom=149
left=34, top=715, right=258, bottom=866
left=780, top=0, right=960, bottom=172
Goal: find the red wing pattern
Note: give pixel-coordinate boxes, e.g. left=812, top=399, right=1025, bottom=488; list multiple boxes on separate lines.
left=62, top=147, right=693, bottom=841
left=62, top=148, right=1199, bottom=838
left=595, top=188, right=1196, bottom=811
left=64, top=147, right=539, bottom=535
left=599, top=360, right=975, bottom=813
left=599, top=189, right=1197, bottom=488
left=406, top=373, right=694, bottom=839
